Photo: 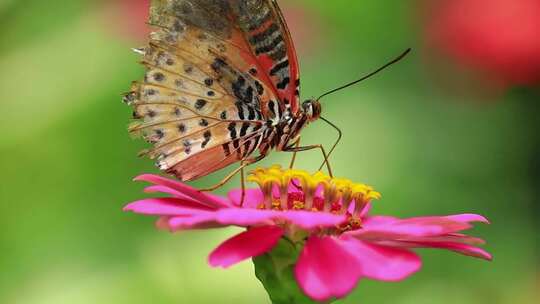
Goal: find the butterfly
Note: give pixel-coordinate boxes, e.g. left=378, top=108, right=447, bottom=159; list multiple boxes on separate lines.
left=123, top=0, right=328, bottom=184
left=124, top=0, right=410, bottom=186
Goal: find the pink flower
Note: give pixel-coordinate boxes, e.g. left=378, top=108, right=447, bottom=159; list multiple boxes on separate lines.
left=124, top=166, right=491, bottom=302
left=424, top=0, right=540, bottom=86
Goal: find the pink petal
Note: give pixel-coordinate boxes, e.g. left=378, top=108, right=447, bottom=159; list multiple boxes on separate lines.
left=227, top=188, right=264, bottom=208
left=400, top=233, right=487, bottom=246
left=123, top=198, right=214, bottom=216
left=288, top=178, right=304, bottom=193
left=346, top=200, right=356, bottom=214
left=443, top=243, right=492, bottom=260
left=446, top=233, right=487, bottom=245
left=339, top=237, right=421, bottom=281
left=205, top=193, right=232, bottom=207
left=295, top=236, right=363, bottom=302
left=359, top=202, right=372, bottom=218
left=144, top=185, right=198, bottom=200
left=354, top=215, right=474, bottom=240
left=134, top=174, right=229, bottom=208
left=362, top=215, right=397, bottom=225
left=385, top=216, right=473, bottom=234
left=399, top=241, right=493, bottom=261
left=155, top=216, right=224, bottom=231
left=209, top=226, right=283, bottom=268
left=167, top=214, right=222, bottom=230
left=214, top=208, right=346, bottom=229
left=445, top=214, right=490, bottom=224
left=215, top=208, right=277, bottom=227
left=279, top=211, right=346, bottom=229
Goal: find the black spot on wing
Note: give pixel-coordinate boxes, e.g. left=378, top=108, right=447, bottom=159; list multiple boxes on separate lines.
left=235, top=102, right=245, bottom=120
left=269, top=46, right=287, bottom=61
left=247, top=106, right=256, bottom=120
left=202, top=131, right=212, bottom=148
left=246, top=8, right=272, bottom=31
left=153, top=72, right=165, bottom=82
left=228, top=122, right=237, bottom=139
left=155, top=129, right=164, bottom=139
left=245, top=87, right=254, bottom=104
left=220, top=111, right=228, bottom=120
left=232, top=139, right=241, bottom=150
left=222, top=143, right=231, bottom=157
left=199, top=119, right=209, bottom=127
left=270, top=60, right=289, bottom=76
left=277, top=77, right=290, bottom=90
left=240, top=122, right=250, bottom=137
left=249, top=23, right=279, bottom=45
left=255, top=35, right=285, bottom=55
left=178, top=123, right=187, bottom=134
left=195, top=99, right=208, bottom=110
left=211, top=58, right=227, bottom=71
left=183, top=139, right=192, bottom=155
left=268, top=100, right=276, bottom=117
left=255, top=81, right=264, bottom=95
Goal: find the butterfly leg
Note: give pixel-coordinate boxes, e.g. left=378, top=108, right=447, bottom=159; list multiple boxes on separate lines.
left=288, top=137, right=301, bottom=169
left=199, top=154, right=266, bottom=193
left=240, top=166, right=246, bottom=207
left=286, top=137, right=303, bottom=191
left=283, top=144, right=334, bottom=177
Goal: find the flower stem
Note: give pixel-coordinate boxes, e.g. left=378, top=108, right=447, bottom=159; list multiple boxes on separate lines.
left=253, top=238, right=333, bottom=304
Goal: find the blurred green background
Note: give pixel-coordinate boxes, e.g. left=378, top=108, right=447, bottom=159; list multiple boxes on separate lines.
left=1, top=0, right=538, bottom=303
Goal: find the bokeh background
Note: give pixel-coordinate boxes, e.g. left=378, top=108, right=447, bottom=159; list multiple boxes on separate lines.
left=1, top=0, right=538, bottom=303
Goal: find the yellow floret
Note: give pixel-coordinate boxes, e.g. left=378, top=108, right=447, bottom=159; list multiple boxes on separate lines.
left=248, top=166, right=381, bottom=211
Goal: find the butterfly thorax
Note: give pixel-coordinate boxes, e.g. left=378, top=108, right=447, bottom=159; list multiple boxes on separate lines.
left=260, top=99, right=321, bottom=153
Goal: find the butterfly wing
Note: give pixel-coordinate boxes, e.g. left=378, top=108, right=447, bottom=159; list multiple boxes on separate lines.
left=125, top=0, right=300, bottom=181
left=230, top=0, right=301, bottom=113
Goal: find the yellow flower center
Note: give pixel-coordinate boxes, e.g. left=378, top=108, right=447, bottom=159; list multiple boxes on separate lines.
left=248, top=165, right=381, bottom=217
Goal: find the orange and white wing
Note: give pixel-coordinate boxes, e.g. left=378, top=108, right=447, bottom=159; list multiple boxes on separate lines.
left=124, top=0, right=300, bottom=181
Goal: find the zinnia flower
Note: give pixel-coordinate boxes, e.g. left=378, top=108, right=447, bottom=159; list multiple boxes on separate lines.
left=424, top=0, right=540, bottom=86
left=124, top=165, right=491, bottom=302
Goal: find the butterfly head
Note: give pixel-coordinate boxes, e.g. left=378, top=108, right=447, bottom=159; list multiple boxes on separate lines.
left=302, top=99, right=322, bottom=122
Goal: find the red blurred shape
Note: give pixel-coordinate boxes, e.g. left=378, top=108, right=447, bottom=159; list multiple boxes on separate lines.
left=104, top=0, right=151, bottom=43
left=104, top=0, right=323, bottom=54
left=425, top=0, right=540, bottom=86
left=281, top=3, right=324, bottom=57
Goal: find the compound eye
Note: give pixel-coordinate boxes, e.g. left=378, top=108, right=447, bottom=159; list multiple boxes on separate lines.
left=302, top=103, right=311, bottom=114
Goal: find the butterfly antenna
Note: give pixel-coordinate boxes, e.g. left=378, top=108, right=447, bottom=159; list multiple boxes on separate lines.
left=317, top=48, right=411, bottom=101
left=318, top=116, right=343, bottom=171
